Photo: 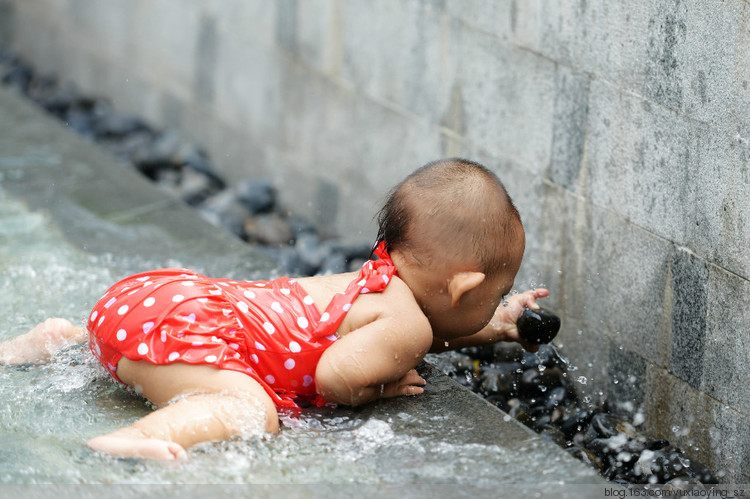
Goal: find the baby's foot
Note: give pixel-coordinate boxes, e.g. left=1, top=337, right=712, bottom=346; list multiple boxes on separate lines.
left=0, top=318, right=86, bottom=364
left=87, top=434, right=187, bottom=460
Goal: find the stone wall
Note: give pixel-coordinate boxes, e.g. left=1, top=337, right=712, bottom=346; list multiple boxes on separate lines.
left=2, top=0, right=749, bottom=482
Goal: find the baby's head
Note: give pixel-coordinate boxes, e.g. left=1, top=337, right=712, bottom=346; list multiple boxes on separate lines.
left=376, top=158, right=525, bottom=339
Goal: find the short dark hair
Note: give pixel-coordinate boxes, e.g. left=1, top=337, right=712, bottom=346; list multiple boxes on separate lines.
left=376, top=158, right=524, bottom=275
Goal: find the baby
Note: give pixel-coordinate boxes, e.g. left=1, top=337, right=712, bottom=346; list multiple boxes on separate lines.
left=0, top=158, right=548, bottom=460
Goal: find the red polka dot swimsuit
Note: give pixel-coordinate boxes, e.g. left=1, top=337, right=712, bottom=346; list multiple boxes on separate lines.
left=87, top=243, right=396, bottom=410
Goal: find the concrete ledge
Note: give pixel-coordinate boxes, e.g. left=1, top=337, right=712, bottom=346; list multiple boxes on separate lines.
left=0, top=86, right=604, bottom=486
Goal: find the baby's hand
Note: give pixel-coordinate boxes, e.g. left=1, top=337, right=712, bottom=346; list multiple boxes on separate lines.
left=488, top=288, right=549, bottom=352
left=382, top=369, right=426, bottom=398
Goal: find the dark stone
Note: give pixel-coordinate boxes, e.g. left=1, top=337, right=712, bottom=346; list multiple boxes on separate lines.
left=198, top=190, right=252, bottom=239
left=244, top=212, right=294, bottom=246
left=235, top=179, right=276, bottom=214
left=319, top=251, right=347, bottom=275
left=516, top=307, right=561, bottom=344
left=478, top=367, right=517, bottom=397
left=179, top=168, right=220, bottom=205
left=93, top=113, right=148, bottom=139
left=669, top=248, right=708, bottom=388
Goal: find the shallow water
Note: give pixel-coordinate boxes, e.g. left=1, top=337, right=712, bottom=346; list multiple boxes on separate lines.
left=0, top=187, right=558, bottom=486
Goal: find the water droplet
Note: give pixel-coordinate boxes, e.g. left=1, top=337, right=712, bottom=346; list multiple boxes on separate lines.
left=576, top=376, right=588, bottom=385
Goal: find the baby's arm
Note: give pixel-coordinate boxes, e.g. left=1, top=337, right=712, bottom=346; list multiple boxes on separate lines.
left=430, top=288, right=549, bottom=353
left=315, top=282, right=433, bottom=406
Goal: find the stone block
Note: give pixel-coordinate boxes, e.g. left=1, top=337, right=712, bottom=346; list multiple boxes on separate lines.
left=702, top=265, right=750, bottom=417
left=194, top=13, right=217, bottom=104
left=579, top=205, right=672, bottom=366
left=446, top=1, right=652, bottom=92
left=643, top=365, right=750, bottom=483
left=131, top=0, right=200, bottom=94
left=548, top=66, right=590, bottom=193
left=452, top=22, right=556, bottom=175
left=668, top=247, right=708, bottom=389
left=607, top=343, right=647, bottom=411
left=688, top=129, right=750, bottom=281
left=212, top=31, right=281, bottom=137
left=340, top=0, right=449, bottom=125
left=644, top=0, right=743, bottom=132
left=584, top=79, right=701, bottom=245
left=0, top=0, right=15, bottom=47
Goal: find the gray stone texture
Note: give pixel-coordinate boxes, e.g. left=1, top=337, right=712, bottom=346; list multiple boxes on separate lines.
left=4, top=0, right=750, bottom=482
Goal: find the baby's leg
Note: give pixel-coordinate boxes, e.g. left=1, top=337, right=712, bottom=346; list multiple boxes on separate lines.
left=0, top=318, right=86, bottom=365
left=87, top=359, right=279, bottom=459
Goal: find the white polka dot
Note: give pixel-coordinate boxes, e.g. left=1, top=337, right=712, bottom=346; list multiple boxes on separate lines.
left=263, top=322, right=275, bottom=334
left=172, top=294, right=184, bottom=303
left=297, top=317, right=309, bottom=329
left=284, top=358, right=295, bottom=370
left=343, top=303, right=352, bottom=312
left=104, top=297, right=117, bottom=309
left=143, top=297, right=155, bottom=307
left=205, top=355, right=218, bottom=363
left=181, top=281, right=195, bottom=287
left=222, top=308, right=232, bottom=316
left=117, top=305, right=129, bottom=315
left=128, top=289, right=139, bottom=295
left=271, top=302, right=283, bottom=314
left=192, top=341, right=203, bottom=347
left=254, top=341, right=266, bottom=351
left=137, top=343, right=149, bottom=355
left=244, top=290, right=256, bottom=299
left=280, top=288, right=291, bottom=295
left=142, top=322, right=154, bottom=334
left=183, top=313, right=196, bottom=323
left=237, top=301, right=249, bottom=313
left=90, top=310, right=98, bottom=322
left=94, top=343, right=102, bottom=356
left=228, top=342, right=239, bottom=350
left=209, top=288, right=222, bottom=295
left=255, top=282, right=266, bottom=287
left=361, top=287, right=371, bottom=294
left=197, top=298, right=208, bottom=303
left=383, top=275, right=390, bottom=284
left=265, top=374, right=276, bottom=384
left=303, top=295, right=314, bottom=306
left=326, top=334, right=338, bottom=341
left=358, top=279, right=367, bottom=286
left=136, top=276, right=150, bottom=282
left=289, top=341, right=301, bottom=353
left=116, top=329, right=127, bottom=341
left=320, top=312, right=330, bottom=322
left=303, top=375, right=313, bottom=387
left=218, top=282, right=229, bottom=287
left=143, top=281, right=153, bottom=287
left=168, top=352, right=180, bottom=361
left=107, top=363, right=116, bottom=372
left=160, top=330, right=167, bottom=343
left=98, top=316, right=105, bottom=326
left=250, top=354, right=259, bottom=364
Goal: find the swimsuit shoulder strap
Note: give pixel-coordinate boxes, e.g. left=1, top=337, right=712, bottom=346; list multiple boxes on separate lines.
left=311, top=241, right=397, bottom=338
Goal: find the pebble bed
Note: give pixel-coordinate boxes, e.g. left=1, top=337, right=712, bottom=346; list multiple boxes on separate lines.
left=0, top=50, right=719, bottom=486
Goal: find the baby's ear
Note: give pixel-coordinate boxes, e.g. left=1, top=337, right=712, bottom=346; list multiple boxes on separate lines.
left=448, top=271, right=486, bottom=308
